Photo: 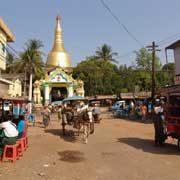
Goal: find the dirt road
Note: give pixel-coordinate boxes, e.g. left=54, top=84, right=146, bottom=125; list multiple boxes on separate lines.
left=0, top=111, right=180, bottom=180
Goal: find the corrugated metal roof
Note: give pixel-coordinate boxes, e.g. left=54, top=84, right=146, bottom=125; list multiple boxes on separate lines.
left=165, top=40, right=180, bottom=50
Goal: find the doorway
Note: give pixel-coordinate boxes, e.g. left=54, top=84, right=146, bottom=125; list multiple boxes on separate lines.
left=51, top=87, right=67, bottom=102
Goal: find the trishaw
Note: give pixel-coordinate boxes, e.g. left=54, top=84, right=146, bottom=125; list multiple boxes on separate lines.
left=0, top=96, right=29, bottom=122
left=164, top=92, right=180, bottom=149
left=62, top=96, right=94, bottom=143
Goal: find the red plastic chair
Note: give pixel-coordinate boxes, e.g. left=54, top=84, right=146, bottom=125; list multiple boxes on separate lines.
left=2, top=144, right=19, bottom=163
left=22, top=136, right=28, bottom=150
left=16, top=139, right=25, bottom=156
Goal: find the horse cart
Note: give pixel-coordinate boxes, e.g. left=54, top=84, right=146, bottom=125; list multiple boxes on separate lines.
left=62, top=96, right=94, bottom=143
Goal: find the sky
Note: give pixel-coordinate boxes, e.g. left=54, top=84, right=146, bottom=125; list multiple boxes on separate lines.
left=1, top=0, right=180, bottom=67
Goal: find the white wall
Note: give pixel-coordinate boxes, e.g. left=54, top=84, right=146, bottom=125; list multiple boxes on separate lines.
left=8, top=79, right=22, bottom=97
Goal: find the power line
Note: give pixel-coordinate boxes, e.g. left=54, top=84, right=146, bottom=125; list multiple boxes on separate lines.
left=0, top=40, right=20, bottom=59
left=99, top=0, right=180, bottom=56
left=157, top=32, right=180, bottom=46
left=99, top=0, right=144, bottom=48
left=6, top=44, right=20, bottom=58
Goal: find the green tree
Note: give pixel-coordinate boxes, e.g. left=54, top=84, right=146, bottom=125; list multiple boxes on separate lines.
left=159, top=63, right=175, bottom=86
left=16, top=39, right=44, bottom=112
left=95, top=44, right=118, bottom=63
left=5, top=51, right=16, bottom=73
left=16, top=39, right=44, bottom=81
left=134, top=48, right=162, bottom=91
left=73, top=57, right=120, bottom=96
left=162, top=63, right=175, bottom=71
left=135, top=48, right=161, bottom=71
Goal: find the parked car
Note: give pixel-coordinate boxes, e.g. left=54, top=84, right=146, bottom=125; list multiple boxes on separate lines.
left=110, top=100, right=126, bottom=111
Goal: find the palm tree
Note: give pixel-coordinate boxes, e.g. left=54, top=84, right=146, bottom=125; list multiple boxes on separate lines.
left=95, top=44, right=118, bottom=63
left=5, top=51, right=16, bottom=73
left=16, top=39, right=44, bottom=113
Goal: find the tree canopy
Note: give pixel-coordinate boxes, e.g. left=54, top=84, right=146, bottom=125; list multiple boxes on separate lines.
left=15, top=39, right=44, bottom=81
left=135, top=48, right=161, bottom=71
left=73, top=58, right=120, bottom=96
left=73, top=46, right=175, bottom=96
left=4, top=51, right=16, bottom=73
left=95, top=44, right=118, bottom=63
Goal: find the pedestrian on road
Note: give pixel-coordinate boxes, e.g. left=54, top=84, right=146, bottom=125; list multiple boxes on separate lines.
left=92, top=103, right=101, bottom=123
left=41, top=105, right=51, bottom=128
left=57, top=105, right=62, bottom=122
left=153, top=101, right=166, bottom=146
left=141, top=103, right=147, bottom=122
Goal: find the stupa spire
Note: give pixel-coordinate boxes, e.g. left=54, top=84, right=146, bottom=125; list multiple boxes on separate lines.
left=46, top=15, right=72, bottom=72
left=52, top=15, right=64, bottom=51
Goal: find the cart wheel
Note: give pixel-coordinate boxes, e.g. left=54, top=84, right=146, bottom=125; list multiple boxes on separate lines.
left=177, top=138, right=180, bottom=151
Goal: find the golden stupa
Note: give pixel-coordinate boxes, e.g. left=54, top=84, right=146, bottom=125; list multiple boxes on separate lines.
left=46, top=16, right=72, bottom=72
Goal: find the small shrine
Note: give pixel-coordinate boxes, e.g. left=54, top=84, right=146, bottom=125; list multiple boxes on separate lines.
left=34, top=16, right=84, bottom=105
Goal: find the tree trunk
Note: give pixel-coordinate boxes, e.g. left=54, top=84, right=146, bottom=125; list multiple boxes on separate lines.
left=28, top=73, right=32, bottom=114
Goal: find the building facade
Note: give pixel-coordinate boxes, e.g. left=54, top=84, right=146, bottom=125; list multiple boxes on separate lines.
left=0, top=17, right=15, bottom=71
left=0, top=17, right=16, bottom=97
left=166, top=40, right=180, bottom=85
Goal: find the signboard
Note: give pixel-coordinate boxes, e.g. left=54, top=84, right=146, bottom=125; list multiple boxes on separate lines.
left=175, top=75, right=180, bottom=85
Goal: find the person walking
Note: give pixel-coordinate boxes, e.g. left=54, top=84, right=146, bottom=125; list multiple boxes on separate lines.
left=41, top=105, right=51, bottom=128
left=57, top=105, right=62, bottom=122
left=92, top=103, right=101, bottom=123
left=153, top=101, right=166, bottom=146
left=141, top=103, right=147, bottom=122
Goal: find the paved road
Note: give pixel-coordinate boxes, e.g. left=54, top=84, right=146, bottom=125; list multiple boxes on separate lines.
left=0, top=112, right=180, bottom=180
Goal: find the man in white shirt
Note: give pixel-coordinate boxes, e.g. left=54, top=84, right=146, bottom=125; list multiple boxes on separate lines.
left=0, top=121, right=18, bottom=157
left=153, top=102, right=166, bottom=146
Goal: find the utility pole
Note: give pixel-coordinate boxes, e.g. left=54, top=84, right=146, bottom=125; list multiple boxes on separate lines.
left=24, top=67, right=27, bottom=97
left=146, top=41, right=161, bottom=101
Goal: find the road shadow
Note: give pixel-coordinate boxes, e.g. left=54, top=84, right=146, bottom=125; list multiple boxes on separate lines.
left=45, top=128, right=77, bottom=143
left=57, top=150, right=86, bottom=163
left=129, top=118, right=153, bottom=124
left=118, top=137, right=180, bottom=155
